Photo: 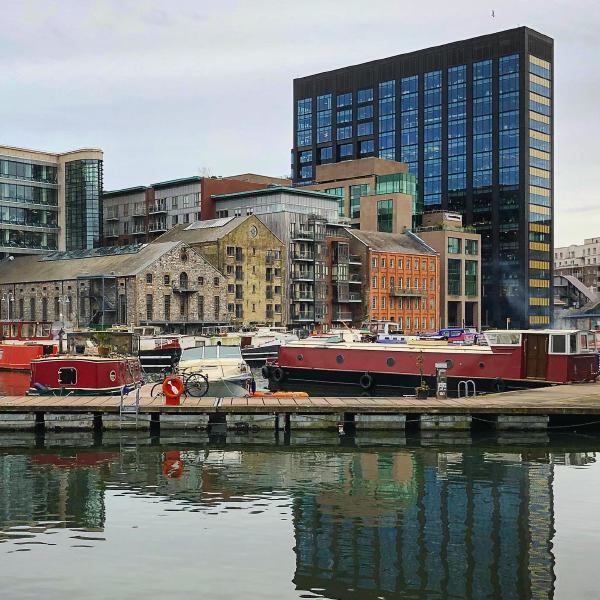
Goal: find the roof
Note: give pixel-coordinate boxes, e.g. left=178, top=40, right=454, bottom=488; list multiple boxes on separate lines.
left=211, top=185, right=336, bottom=201
left=0, top=242, right=183, bottom=284
left=156, top=216, right=250, bottom=244
left=102, top=186, right=147, bottom=198
left=151, top=176, right=202, bottom=190
left=556, top=274, right=599, bottom=302
left=348, top=229, right=438, bottom=255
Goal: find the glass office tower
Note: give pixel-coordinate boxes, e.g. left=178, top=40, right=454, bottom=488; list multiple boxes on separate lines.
left=292, top=27, right=553, bottom=328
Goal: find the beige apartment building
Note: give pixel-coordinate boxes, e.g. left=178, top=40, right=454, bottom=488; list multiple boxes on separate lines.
left=0, top=145, right=103, bottom=256
left=417, top=212, right=481, bottom=329
left=304, top=157, right=418, bottom=231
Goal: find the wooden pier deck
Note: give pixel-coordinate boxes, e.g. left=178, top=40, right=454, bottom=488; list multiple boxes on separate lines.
left=0, top=382, right=600, bottom=415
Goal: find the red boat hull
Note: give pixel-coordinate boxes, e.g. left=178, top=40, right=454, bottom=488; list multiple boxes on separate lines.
left=0, top=343, right=57, bottom=371
left=30, top=356, right=142, bottom=395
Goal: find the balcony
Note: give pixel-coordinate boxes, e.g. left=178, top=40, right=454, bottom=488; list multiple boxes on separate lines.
left=292, top=270, right=314, bottom=281
left=105, top=231, right=119, bottom=239
left=349, top=275, right=362, bottom=284
left=291, top=226, right=314, bottom=241
left=149, top=202, right=168, bottom=214
left=291, top=310, right=315, bottom=322
left=132, top=226, right=147, bottom=235
left=347, top=293, right=362, bottom=303
left=133, top=207, right=146, bottom=217
left=333, top=311, right=352, bottom=322
left=172, top=285, right=197, bottom=294
left=292, top=289, right=314, bottom=301
left=389, top=286, right=425, bottom=297
left=292, top=251, right=314, bottom=261
left=105, top=214, right=119, bottom=221
left=349, top=254, right=362, bottom=265
left=148, top=221, right=167, bottom=233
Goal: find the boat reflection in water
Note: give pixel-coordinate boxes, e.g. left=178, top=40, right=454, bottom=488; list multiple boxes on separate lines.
left=0, top=438, right=595, bottom=599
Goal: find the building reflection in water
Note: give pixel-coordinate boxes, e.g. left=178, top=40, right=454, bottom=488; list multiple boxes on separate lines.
left=0, top=443, right=595, bottom=599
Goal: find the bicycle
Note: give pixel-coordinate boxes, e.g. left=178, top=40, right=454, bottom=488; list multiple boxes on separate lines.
left=150, top=367, right=210, bottom=399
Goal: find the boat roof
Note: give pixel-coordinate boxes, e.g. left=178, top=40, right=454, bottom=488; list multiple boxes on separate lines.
left=484, top=329, right=588, bottom=335
left=287, top=340, right=494, bottom=353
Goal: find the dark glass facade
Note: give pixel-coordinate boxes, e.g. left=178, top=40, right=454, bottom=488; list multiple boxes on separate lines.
left=65, top=159, right=103, bottom=250
left=293, top=27, right=553, bottom=328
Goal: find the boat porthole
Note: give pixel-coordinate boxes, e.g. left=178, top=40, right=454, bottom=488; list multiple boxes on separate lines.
left=479, top=362, right=485, bottom=369
left=446, top=360, right=454, bottom=369
left=297, top=354, right=304, bottom=361
left=336, top=354, right=344, bottom=364
left=109, top=370, right=117, bottom=382
left=387, top=357, right=395, bottom=367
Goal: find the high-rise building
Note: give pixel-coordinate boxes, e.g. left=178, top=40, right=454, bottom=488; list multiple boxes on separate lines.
left=292, top=27, right=553, bottom=328
left=0, top=145, right=103, bottom=256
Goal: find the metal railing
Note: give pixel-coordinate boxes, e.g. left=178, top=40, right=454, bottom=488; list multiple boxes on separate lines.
left=389, top=286, right=425, bottom=297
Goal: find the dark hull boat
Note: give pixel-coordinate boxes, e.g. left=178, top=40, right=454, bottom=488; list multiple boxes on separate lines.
left=265, top=329, right=598, bottom=397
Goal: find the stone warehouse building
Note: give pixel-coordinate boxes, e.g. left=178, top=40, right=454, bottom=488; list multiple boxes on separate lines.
left=0, top=242, right=228, bottom=333
left=157, top=215, right=287, bottom=326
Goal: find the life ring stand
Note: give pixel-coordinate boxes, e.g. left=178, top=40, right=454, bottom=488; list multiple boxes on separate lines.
left=163, top=376, right=184, bottom=405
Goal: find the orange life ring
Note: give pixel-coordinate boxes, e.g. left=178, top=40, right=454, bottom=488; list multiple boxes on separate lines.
left=163, top=376, right=184, bottom=405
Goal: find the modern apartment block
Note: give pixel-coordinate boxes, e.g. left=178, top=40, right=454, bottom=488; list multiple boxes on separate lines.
left=348, top=229, right=440, bottom=332
left=102, top=175, right=283, bottom=246
left=304, top=157, right=418, bottom=229
left=554, top=237, right=600, bottom=296
left=0, top=145, right=103, bottom=256
left=292, top=27, right=553, bottom=329
left=212, top=187, right=364, bottom=327
left=417, top=212, right=481, bottom=329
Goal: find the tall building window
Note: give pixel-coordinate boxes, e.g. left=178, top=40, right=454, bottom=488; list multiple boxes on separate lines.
left=465, top=260, right=478, bottom=296
left=349, top=184, right=369, bottom=219
left=297, top=97, right=312, bottom=148
left=447, top=64, right=467, bottom=210
left=377, top=199, right=393, bottom=233
left=400, top=75, right=417, bottom=173
left=423, top=71, right=441, bottom=208
left=325, top=187, right=345, bottom=218
left=378, top=80, right=396, bottom=160
left=448, top=259, right=462, bottom=295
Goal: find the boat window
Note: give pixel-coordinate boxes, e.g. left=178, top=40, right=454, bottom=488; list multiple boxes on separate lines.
left=58, top=367, right=77, bottom=385
left=40, top=323, right=51, bottom=337
left=580, top=334, right=588, bottom=350
left=588, top=332, right=596, bottom=350
left=485, top=332, right=521, bottom=345
left=219, top=346, right=242, bottom=358
left=569, top=334, right=578, bottom=354
left=21, top=323, right=35, bottom=338
left=550, top=334, right=566, bottom=354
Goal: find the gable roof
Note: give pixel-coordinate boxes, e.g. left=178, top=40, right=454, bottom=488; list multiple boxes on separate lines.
left=0, top=242, right=184, bottom=284
left=348, top=229, right=438, bottom=255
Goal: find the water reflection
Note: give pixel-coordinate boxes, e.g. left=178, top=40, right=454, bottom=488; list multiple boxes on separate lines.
left=0, top=435, right=596, bottom=599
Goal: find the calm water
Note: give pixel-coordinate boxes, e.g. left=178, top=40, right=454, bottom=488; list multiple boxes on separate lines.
left=1, top=433, right=600, bottom=599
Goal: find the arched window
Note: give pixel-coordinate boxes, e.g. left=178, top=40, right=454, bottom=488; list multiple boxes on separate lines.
left=179, top=272, right=188, bottom=289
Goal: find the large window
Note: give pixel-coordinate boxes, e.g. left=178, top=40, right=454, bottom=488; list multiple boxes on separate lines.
left=465, top=239, right=479, bottom=255
left=465, top=260, right=478, bottom=296
left=325, top=187, right=345, bottom=218
left=377, top=199, right=393, bottom=233
left=350, top=184, right=369, bottom=219
left=448, top=237, right=462, bottom=254
left=447, top=259, right=461, bottom=296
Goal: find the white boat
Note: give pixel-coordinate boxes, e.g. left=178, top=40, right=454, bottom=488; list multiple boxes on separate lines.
left=241, top=327, right=299, bottom=363
left=178, top=344, right=252, bottom=396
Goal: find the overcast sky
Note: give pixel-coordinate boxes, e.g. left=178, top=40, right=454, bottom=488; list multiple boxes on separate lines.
left=2, top=0, right=598, bottom=246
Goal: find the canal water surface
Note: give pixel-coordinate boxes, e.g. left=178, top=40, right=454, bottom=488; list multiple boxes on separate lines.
left=1, top=433, right=600, bottom=599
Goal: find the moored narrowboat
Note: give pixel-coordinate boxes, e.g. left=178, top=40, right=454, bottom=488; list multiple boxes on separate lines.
left=266, top=329, right=598, bottom=396
left=29, top=331, right=142, bottom=395
left=0, top=321, right=57, bottom=371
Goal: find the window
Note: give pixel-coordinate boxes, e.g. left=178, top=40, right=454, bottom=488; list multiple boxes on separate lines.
left=358, top=88, right=373, bottom=103
left=146, top=294, right=153, bottom=320
left=551, top=334, right=566, bottom=353
left=214, top=296, right=220, bottom=319
left=146, top=273, right=153, bottom=284
left=164, top=275, right=170, bottom=285
left=358, top=105, right=373, bottom=120
left=337, top=109, right=352, bottom=124
left=377, top=199, right=393, bottom=233
left=465, top=239, right=478, bottom=255
left=448, top=259, right=461, bottom=295
left=164, top=295, right=171, bottom=319
left=339, top=143, right=353, bottom=158
left=337, top=126, right=352, bottom=140
left=198, top=295, right=204, bottom=319
left=465, top=260, right=477, bottom=296
left=357, top=122, right=373, bottom=136
left=314, top=147, right=330, bottom=165
left=337, top=92, right=352, bottom=107
left=359, top=140, right=374, bottom=155
left=371, top=296, right=377, bottom=309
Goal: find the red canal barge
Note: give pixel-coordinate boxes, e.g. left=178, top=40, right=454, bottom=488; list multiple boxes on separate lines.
left=29, top=331, right=142, bottom=396
left=266, top=329, right=598, bottom=396
left=0, top=321, right=57, bottom=371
